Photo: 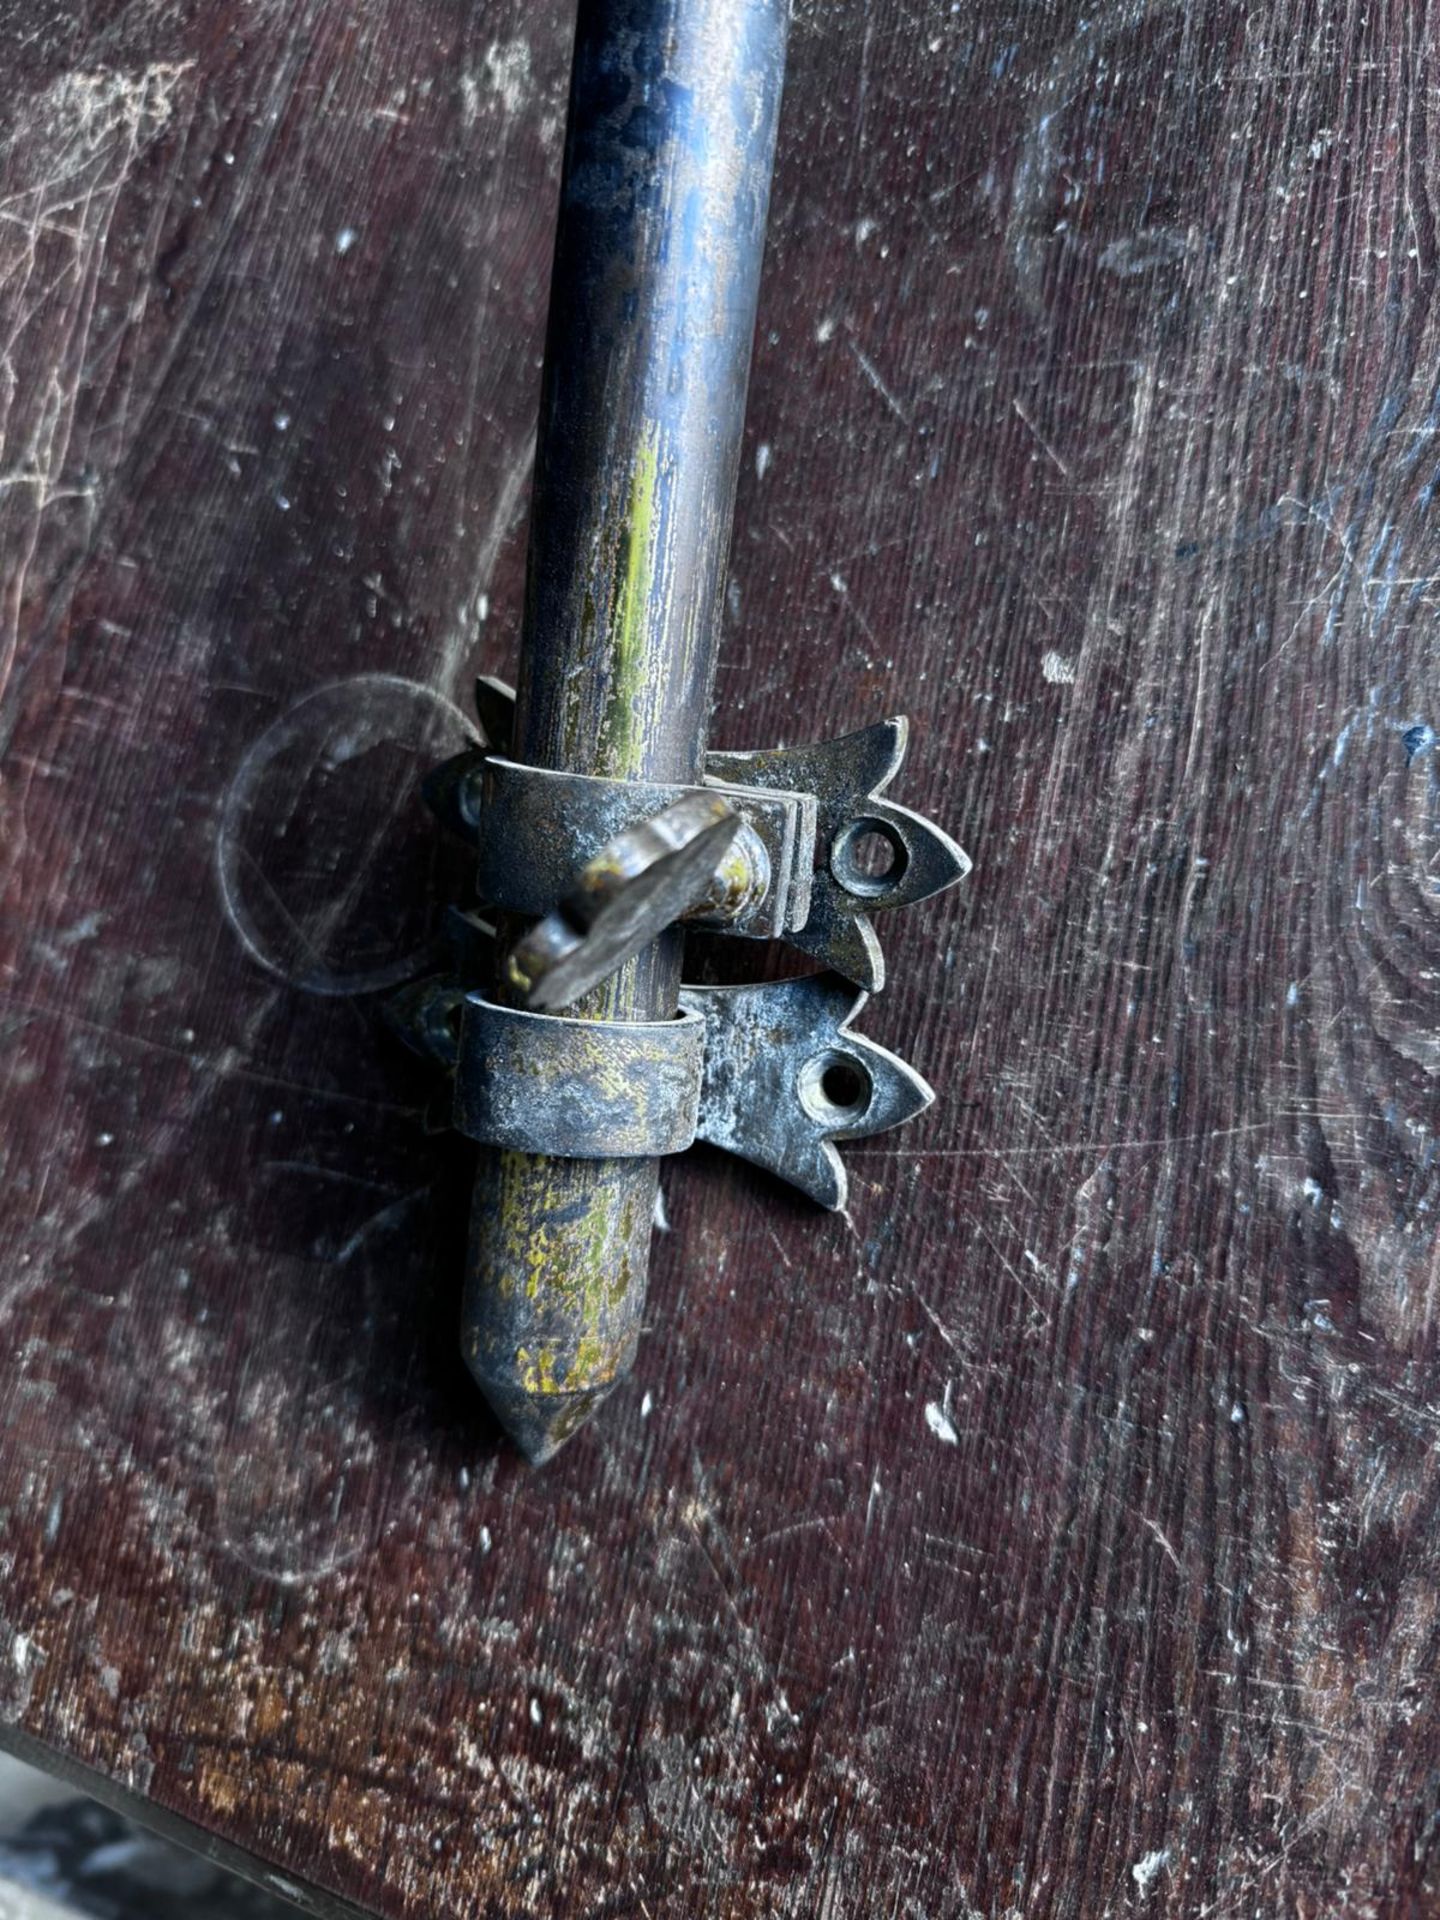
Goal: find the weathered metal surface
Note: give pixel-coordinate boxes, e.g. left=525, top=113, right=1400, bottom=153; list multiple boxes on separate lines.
left=502, top=790, right=746, bottom=1010
left=429, top=680, right=817, bottom=940
left=463, top=0, right=791, bottom=1461
left=454, top=997, right=706, bottom=1155
left=681, top=972, right=935, bottom=1210
left=472, top=759, right=808, bottom=940
left=499, top=787, right=744, bottom=1013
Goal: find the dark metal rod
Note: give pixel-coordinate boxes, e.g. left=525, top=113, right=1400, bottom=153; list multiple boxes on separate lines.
left=463, top=0, right=790, bottom=1462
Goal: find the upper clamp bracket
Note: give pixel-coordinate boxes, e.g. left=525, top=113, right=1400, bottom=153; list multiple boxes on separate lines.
left=427, top=678, right=969, bottom=1001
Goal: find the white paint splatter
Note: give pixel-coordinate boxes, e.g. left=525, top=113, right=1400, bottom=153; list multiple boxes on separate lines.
left=755, top=441, right=772, bottom=480
left=1041, top=649, right=1077, bottom=684
left=1131, top=1848, right=1170, bottom=1893
left=924, top=1401, right=958, bottom=1446
left=46, top=63, right=193, bottom=148
left=484, top=40, right=532, bottom=116
left=334, top=226, right=358, bottom=255
left=0, top=1621, right=44, bottom=1713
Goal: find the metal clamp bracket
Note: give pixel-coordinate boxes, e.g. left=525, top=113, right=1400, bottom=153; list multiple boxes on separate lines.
left=455, top=997, right=706, bottom=1158
left=403, top=952, right=931, bottom=1211
left=395, top=677, right=969, bottom=1211
left=474, top=757, right=815, bottom=940
left=682, top=971, right=932, bottom=1209
left=425, top=677, right=969, bottom=998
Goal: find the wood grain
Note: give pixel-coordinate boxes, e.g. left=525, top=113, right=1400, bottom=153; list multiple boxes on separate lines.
left=2, top=1, right=1438, bottom=1915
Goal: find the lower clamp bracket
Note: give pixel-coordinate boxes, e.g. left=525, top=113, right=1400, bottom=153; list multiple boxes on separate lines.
left=455, top=998, right=706, bottom=1158
left=404, top=944, right=936, bottom=1212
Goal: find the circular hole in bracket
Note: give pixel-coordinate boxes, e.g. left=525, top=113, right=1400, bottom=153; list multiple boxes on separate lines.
left=830, top=817, right=910, bottom=898
left=798, top=1049, right=874, bottom=1126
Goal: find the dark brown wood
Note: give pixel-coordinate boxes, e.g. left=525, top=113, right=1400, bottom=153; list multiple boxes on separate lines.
left=2, top=2, right=1438, bottom=1916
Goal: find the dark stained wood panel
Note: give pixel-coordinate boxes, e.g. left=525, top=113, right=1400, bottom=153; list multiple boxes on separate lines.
left=2, top=1, right=1438, bottom=1916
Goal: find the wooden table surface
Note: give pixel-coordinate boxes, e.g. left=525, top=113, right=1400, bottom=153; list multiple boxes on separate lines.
left=2, top=2, right=1438, bottom=1915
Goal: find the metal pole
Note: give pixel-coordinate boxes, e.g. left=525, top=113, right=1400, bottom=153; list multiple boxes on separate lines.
left=463, top=0, right=790, bottom=1462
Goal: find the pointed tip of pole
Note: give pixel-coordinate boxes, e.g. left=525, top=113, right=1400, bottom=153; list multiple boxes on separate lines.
left=475, top=1375, right=620, bottom=1467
